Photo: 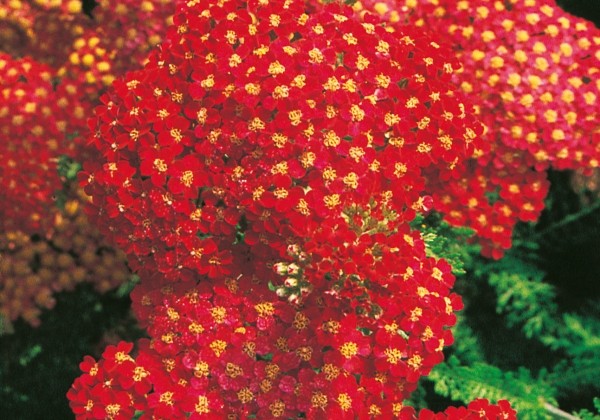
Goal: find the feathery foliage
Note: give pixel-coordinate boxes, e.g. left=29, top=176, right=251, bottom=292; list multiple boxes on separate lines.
left=429, top=356, right=557, bottom=420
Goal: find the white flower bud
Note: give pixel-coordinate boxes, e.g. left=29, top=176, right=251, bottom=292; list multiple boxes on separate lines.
left=273, top=262, right=288, bottom=275
left=287, top=263, right=300, bottom=275
left=284, top=277, right=298, bottom=288
left=287, top=244, right=299, bottom=255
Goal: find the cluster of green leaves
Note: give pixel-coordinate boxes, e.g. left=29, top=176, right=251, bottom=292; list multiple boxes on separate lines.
left=411, top=212, right=477, bottom=276
left=575, top=398, right=600, bottom=420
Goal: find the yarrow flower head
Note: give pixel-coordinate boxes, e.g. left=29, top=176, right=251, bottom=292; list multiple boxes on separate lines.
left=70, top=0, right=487, bottom=416
left=357, top=0, right=600, bottom=258
left=0, top=54, right=87, bottom=232
left=82, top=0, right=483, bottom=279
left=70, top=251, right=462, bottom=418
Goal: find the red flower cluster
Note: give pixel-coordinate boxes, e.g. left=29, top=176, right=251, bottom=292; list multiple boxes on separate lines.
left=68, top=0, right=516, bottom=417
left=58, top=0, right=177, bottom=99
left=0, top=189, right=130, bottom=326
left=358, top=0, right=600, bottom=258
left=0, top=0, right=179, bottom=232
left=0, top=0, right=177, bottom=331
left=0, top=54, right=85, bottom=233
left=68, top=279, right=511, bottom=418
left=91, top=0, right=175, bottom=72
left=69, top=259, right=459, bottom=418
left=81, top=0, right=483, bottom=279
left=420, top=399, right=516, bottom=419
left=0, top=1, right=174, bottom=326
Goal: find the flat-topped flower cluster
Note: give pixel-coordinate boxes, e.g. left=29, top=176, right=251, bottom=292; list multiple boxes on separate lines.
left=68, top=0, right=516, bottom=418
left=358, top=0, right=600, bottom=258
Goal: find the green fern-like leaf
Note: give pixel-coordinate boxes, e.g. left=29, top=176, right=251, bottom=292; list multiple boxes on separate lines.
left=428, top=356, right=557, bottom=420
left=542, top=313, right=600, bottom=356
left=573, top=397, right=600, bottom=420
left=483, top=255, right=559, bottom=339
left=412, top=212, right=477, bottom=275
left=560, top=314, right=600, bottom=354
left=548, top=357, right=600, bottom=394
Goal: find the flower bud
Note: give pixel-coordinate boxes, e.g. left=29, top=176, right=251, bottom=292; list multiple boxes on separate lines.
left=273, top=262, right=288, bottom=276
left=284, top=277, right=297, bottom=288
left=287, top=263, right=300, bottom=275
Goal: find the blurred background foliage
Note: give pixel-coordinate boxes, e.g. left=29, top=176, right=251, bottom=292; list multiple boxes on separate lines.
left=1, top=0, right=600, bottom=419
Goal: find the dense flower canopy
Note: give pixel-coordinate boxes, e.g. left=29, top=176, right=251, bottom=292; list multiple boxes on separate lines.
left=2, top=0, right=598, bottom=417
left=69, top=257, right=462, bottom=418
left=81, top=0, right=483, bottom=279
left=0, top=54, right=86, bottom=232
left=67, top=0, right=497, bottom=417
left=357, top=0, right=600, bottom=258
